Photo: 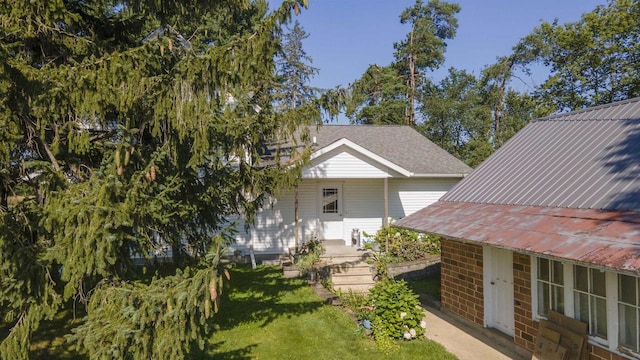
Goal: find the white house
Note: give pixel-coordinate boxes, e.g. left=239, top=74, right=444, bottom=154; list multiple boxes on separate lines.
left=230, top=125, right=472, bottom=256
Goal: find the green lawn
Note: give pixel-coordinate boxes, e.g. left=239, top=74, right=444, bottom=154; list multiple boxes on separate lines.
left=203, top=265, right=456, bottom=360
left=406, top=272, right=442, bottom=299
left=15, top=265, right=454, bottom=359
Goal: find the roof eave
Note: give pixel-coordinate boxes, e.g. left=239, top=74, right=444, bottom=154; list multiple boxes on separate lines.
left=409, top=173, right=469, bottom=178
left=311, top=138, right=412, bottom=177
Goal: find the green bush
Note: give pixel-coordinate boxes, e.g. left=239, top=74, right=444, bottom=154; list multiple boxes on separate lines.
left=294, top=239, right=325, bottom=275
left=365, top=226, right=441, bottom=262
left=369, top=279, right=426, bottom=342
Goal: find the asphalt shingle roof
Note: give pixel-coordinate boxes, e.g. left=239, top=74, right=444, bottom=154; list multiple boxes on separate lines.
left=308, top=125, right=472, bottom=176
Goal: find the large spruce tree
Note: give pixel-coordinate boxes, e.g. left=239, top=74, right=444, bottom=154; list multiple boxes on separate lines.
left=0, top=0, right=316, bottom=359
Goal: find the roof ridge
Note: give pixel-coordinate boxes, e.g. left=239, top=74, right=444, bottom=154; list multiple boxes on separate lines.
left=316, top=124, right=410, bottom=128
left=535, top=96, right=640, bottom=122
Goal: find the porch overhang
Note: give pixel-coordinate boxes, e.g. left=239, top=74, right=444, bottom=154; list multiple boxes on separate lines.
left=394, top=201, right=640, bottom=275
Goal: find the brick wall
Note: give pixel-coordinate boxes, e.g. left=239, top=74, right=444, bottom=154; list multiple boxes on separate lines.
left=440, top=239, right=484, bottom=326
left=587, top=344, right=628, bottom=360
left=513, top=253, right=537, bottom=351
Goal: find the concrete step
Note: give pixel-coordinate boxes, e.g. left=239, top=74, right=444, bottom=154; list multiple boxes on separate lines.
left=333, top=283, right=374, bottom=293
left=331, top=273, right=375, bottom=285
left=327, top=264, right=373, bottom=276
left=321, top=239, right=345, bottom=246
left=321, top=253, right=371, bottom=264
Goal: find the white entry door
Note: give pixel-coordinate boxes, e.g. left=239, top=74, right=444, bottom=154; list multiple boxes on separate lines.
left=318, top=184, right=344, bottom=241
left=484, top=247, right=515, bottom=336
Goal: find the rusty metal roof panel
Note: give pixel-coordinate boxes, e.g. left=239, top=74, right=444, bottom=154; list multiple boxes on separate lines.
left=441, top=97, right=640, bottom=211
left=394, top=201, right=640, bottom=274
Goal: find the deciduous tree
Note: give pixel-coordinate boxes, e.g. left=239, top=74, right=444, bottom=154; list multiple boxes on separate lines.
left=514, top=0, right=640, bottom=111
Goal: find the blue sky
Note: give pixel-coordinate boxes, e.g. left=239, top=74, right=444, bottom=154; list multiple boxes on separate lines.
left=271, top=0, right=606, bottom=92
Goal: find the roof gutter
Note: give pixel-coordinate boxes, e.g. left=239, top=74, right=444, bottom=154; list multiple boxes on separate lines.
left=409, top=173, right=468, bottom=178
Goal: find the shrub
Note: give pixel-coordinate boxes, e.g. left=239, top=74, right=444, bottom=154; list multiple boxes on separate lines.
left=294, top=239, right=325, bottom=275
left=369, top=279, right=426, bottom=342
left=365, top=226, right=441, bottom=262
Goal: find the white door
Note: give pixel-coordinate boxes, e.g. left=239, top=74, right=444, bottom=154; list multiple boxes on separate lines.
left=318, top=183, right=344, bottom=241
left=484, top=247, right=515, bottom=336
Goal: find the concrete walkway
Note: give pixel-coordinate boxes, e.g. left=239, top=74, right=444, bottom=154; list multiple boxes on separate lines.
left=422, top=305, right=530, bottom=360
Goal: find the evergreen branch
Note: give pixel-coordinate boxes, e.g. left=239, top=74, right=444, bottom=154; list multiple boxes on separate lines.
left=36, top=136, right=61, bottom=172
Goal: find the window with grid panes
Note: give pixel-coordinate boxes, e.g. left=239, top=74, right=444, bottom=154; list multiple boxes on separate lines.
left=537, top=258, right=564, bottom=317
left=619, top=274, right=640, bottom=353
left=574, top=265, right=608, bottom=339
left=322, top=188, right=338, bottom=214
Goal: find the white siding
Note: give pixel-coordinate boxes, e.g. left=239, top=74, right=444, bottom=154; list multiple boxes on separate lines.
left=230, top=177, right=462, bottom=255
left=343, top=179, right=385, bottom=242
left=230, top=181, right=319, bottom=254
left=303, top=145, right=394, bottom=179
left=388, top=178, right=459, bottom=219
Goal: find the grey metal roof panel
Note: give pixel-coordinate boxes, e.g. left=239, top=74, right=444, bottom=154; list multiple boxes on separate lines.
left=308, top=125, right=472, bottom=176
left=442, top=97, right=640, bottom=211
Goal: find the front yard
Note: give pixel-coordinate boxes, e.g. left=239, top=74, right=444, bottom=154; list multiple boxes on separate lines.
left=18, top=264, right=454, bottom=359
left=202, top=265, right=456, bottom=359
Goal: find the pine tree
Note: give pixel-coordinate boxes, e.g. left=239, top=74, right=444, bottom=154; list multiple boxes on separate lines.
left=394, top=0, right=460, bottom=125
left=346, top=64, right=408, bottom=125
left=275, top=20, right=319, bottom=111
left=0, top=1, right=314, bottom=359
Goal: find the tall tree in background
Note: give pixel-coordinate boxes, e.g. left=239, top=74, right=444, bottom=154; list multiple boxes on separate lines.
left=513, top=0, right=640, bottom=112
left=477, top=59, right=541, bottom=149
left=419, top=68, right=490, bottom=165
left=275, top=20, right=319, bottom=110
left=0, top=1, right=316, bottom=359
left=394, top=0, right=460, bottom=124
left=346, top=64, right=407, bottom=124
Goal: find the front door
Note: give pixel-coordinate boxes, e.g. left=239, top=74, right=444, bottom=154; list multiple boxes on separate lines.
left=484, top=247, right=515, bottom=336
left=318, top=183, right=344, bottom=241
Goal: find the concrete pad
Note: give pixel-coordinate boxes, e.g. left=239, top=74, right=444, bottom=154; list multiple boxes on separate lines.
left=423, top=307, right=530, bottom=360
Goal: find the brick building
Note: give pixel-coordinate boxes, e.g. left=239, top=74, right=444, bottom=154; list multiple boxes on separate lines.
left=396, top=98, right=640, bottom=360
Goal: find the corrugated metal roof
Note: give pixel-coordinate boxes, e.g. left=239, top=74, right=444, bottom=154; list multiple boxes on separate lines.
left=442, top=97, right=640, bottom=210
left=394, top=201, right=640, bottom=274
left=395, top=97, right=640, bottom=273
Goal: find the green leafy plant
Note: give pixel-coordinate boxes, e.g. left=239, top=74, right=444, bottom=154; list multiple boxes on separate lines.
left=355, top=305, right=375, bottom=321
left=294, top=239, right=325, bottom=275
left=369, top=279, right=426, bottom=342
left=366, top=226, right=441, bottom=262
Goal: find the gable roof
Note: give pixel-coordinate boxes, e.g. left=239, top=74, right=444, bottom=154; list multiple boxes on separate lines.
left=308, top=125, right=472, bottom=177
left=442, top=97, right=640, bottom=210
left=395, top=97, right=640, bottom=274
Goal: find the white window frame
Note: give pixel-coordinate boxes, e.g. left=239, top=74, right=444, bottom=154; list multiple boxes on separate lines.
left=618, top=274, right=640, bottom=356
left=531, top=257, right=619, bottom=354
left=535, top=257, right=566, bottom=317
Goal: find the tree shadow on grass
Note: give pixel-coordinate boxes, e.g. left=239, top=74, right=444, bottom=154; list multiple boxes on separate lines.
left=193, top=342, right=257, bottom=360
left=191, top=265, right=325, bottom=359
left=212, top=265, right=325, bottom=330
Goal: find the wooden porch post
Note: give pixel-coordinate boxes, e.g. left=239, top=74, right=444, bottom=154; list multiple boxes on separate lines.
left=294, top=186, right=299, bottom=251
left=384, top=177, right=389, bottom=227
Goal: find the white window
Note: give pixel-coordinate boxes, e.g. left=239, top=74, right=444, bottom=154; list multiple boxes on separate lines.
left=618, top=274, right=640, bottom=353
left=537, top=258, right=565, bottom=317
left=533, top=257, right=622, bottom=352
left=573, top=265, right=608, bottom=340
